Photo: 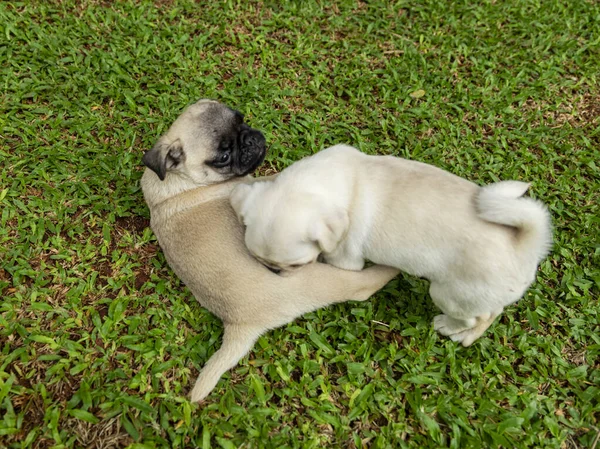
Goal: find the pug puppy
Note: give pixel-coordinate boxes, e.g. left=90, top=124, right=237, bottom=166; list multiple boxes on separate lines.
left=140, top=102, right=399, bottom=403
left=231, top=144, right=553, bottom=347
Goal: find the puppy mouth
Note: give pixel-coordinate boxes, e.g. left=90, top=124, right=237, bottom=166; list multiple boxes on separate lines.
left=266, top=262, right=311, bottom=277
left=254, top=256, right=285, bottom=275
left=266, top=266, right=281, bottom=274
left=254, top=253, right=314, bottom=276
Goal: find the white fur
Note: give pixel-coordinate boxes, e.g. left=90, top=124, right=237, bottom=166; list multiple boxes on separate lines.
left=231, top=144, right=553, bottom=346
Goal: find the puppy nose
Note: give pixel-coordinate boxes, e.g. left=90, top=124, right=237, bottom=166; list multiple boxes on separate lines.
left=240, top=129, right=265, bottom=147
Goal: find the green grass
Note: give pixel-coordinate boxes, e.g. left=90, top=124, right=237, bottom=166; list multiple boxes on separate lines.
left=1, top=0, right=599, bottom=447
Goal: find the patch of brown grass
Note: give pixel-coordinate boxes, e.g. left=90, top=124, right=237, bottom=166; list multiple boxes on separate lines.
left=562, top=344, right=588, bottom=367
left=523, top=92, right=600, bottom=129
left=67, top=416, right=133, bottom=449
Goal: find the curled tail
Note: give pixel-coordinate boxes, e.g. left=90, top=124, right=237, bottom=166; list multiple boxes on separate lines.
left=475, top=181, right=552, bottom=263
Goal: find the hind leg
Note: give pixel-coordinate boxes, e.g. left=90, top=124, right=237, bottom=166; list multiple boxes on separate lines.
left=433, top=315, right=476, bottom=338
left=433, top=311, right=502, bottom=347
left=429, top=281, right=502, bottom=347
left=190, top=264, right=399, bottom=403
left=287, top=263, right=399, bottom=306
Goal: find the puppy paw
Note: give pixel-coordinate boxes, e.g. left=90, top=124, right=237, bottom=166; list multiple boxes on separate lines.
left=433, top=314, right=473, bottom=336
left=434, top=314, right=494, bottom=347
left=447, top=327, right=483, bottom=347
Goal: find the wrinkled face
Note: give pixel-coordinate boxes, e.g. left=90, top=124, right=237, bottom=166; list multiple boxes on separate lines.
left=142, top=99, right=267, bottom=185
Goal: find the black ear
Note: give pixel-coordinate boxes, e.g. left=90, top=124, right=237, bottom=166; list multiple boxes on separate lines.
left=165, top=141, right=185, bottom=170
left=142, top=143, right=167, bottom=181
left=142, top=140, right=184, bottom=181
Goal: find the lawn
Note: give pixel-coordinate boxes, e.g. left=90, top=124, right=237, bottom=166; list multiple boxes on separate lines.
left=1, top=0, right=599, bottom=448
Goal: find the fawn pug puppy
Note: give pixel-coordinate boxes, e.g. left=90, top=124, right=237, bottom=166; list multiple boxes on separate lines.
left=231, top=144, right=552, bottom=347
left=141, top=104, right=399, bottom=403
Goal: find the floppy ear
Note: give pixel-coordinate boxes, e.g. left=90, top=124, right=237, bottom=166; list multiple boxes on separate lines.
left=142, top=139, right=185, bottom=181
left=229, top=183, right=255, bottom=224
left=310, top=207, right=349, bottom=253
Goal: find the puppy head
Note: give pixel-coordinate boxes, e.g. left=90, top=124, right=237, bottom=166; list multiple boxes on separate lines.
left=142, top=99, right=267, bottom=185
left=231, top=183, right=349, bottom=274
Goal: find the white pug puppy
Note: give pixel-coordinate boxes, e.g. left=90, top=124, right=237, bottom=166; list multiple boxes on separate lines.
left=230, top=144, right=552, bottom=346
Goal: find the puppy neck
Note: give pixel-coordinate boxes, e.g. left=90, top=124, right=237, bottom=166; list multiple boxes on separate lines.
left=140, top=168, right=202, bottom=209
left=141, top=169, right=252, bottom=222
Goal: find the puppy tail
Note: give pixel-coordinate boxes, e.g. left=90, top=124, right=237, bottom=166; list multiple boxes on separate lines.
left=190, top=324, right=262, bottom=403
left=475, top=181, right=552, bottom=263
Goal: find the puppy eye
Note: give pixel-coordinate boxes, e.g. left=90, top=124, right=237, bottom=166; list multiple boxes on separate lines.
left=211, top=150, right=232, bottom=168
left=289, top=264, right=302, bottom=269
